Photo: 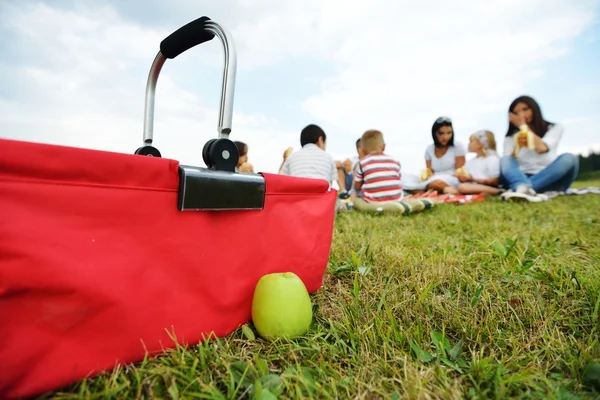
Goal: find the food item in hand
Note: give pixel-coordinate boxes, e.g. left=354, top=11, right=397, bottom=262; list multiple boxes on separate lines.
left=343, top=159, right=353, bottom=173
left=283, top=147, right=294, bottom=159
left=513, top=129, right=535, bottom=156
left=455, top=167, right=470, bottom=178
left=421, top=168, right=433, bottom=181
left=238, top=162, right=254, bottom=173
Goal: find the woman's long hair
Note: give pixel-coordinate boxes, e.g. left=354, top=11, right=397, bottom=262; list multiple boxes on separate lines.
left=234, top=141, right=247, bottom=157
left=506, top=95, right=553, bottom=138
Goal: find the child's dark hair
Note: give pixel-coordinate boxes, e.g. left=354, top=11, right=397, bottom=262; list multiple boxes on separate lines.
left=234, top=141, right=247, bottom=156
left=431, top=116, right=454, bottom=148
left=356, top=138, right=361, bottom=148
left=300, top=124, right=326, bottom=147
left=506, top=95, right=553, bottom=138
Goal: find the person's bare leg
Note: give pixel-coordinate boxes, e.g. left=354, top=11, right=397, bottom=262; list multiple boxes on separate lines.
left=443, top=185, right=459, bottom=194
left=427, top=180, right=448, bottom=193
left=337, top=168, right=347, bottom=192
left=458, top=183, right=502, bottom=195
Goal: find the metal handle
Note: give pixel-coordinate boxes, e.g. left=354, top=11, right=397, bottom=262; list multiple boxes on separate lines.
left=141, top=17, right=237, bottom=146
left=160, top=16, right=214, bottom=59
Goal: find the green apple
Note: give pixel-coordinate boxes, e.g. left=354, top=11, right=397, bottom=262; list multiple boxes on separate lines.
left=251, top=272, right=313, bottom=340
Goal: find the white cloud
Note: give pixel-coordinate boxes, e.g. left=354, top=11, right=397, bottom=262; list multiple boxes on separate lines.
left=0, top=1, right=298, bottom=174
left=0, top=0, right=598, bottom=179
left=298, top=0, right=599, bottom=173
left=562, top=116, right=591, bottom=125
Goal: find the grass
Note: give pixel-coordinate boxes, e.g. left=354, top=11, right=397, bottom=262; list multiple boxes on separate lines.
left=576, top=171, right=600, bottom=182
left=44, top=180, right=600, bottom=399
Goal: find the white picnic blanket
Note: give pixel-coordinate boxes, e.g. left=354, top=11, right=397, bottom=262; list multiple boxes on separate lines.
left=543, top=187, right=600, bottom=199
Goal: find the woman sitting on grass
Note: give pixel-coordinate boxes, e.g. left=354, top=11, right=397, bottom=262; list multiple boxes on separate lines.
left=500, top=95, right=579, bottom=202
left=422, top=117, right=466, bottom=194
left=455, top=130, right=503, bottom=195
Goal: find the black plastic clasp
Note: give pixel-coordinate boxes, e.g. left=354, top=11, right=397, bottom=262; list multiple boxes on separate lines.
left=177, top=165, right=266, bottom=211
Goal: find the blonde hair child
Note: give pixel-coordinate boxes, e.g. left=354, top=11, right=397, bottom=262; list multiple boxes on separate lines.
left=455, top=130, right=503, bottom=195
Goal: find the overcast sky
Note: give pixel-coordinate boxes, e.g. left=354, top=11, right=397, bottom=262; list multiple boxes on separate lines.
left=1, top=0, right=599, bottom=177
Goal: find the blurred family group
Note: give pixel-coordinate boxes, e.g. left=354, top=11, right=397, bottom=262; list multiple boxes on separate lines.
left=233, top=95, right=580, bottom=209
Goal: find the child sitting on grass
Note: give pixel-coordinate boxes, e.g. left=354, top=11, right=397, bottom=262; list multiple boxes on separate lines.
left=455, top=130, right=503, bottom=195
left=336, top=138, right=364, bottom=198
left=279, top=124, right=351, bottom=212
left=354, top=130, right=403, bottom=203
left=279, top=124, right=338, bottom=185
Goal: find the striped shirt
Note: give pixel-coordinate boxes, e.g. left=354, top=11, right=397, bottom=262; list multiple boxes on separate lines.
left=355, top=153, right=403, bottom=202
left=280, top=143, right=337, bottom=183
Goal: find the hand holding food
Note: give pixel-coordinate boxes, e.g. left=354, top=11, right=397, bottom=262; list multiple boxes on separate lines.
left=421, top=168, right=433, bottom=182
left=283, top=147, right=293, bottom=160
left=513, top=129, right=534, bottom=157
left=455, top=166, right=470, bottom=177
left=343, top=159, right=353, bottom=173
left=453, top=167, right=470, bottom=182
left=238, top=162, right=254, bottom=173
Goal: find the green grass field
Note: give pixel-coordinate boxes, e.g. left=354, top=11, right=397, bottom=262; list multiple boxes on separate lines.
left=46, top=180, right=600, bottom=399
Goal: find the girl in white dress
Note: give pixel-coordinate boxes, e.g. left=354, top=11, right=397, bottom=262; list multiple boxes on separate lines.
left=456, top=130, right=503, bottom=195
left=422, top=116, right=466, bottom=194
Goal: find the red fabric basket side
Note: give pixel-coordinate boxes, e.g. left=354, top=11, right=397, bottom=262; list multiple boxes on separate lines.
left=0, top=138, right=336, bottom=398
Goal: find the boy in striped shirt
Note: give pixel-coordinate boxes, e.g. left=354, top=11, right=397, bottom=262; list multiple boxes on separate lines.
left=354, top=130, right=403, bottom=203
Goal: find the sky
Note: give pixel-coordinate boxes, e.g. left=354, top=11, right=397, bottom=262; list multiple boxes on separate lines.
left=1, top=0, right=599, bottom=178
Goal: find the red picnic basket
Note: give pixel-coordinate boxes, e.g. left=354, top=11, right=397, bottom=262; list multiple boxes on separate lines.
left=0, top=17, right=337, bottom=399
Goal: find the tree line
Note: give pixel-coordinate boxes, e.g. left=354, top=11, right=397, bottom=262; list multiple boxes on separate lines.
left=577, top=150, right=600, bottom=181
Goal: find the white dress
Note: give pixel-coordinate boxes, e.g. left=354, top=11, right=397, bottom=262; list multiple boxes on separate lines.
left=465, top=150, right=500, bottom=181
left=422, top=142, right=466, bottom=187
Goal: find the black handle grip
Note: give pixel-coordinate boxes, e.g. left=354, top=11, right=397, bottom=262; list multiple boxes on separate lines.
left=160, top=16, right=215, bottom=59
